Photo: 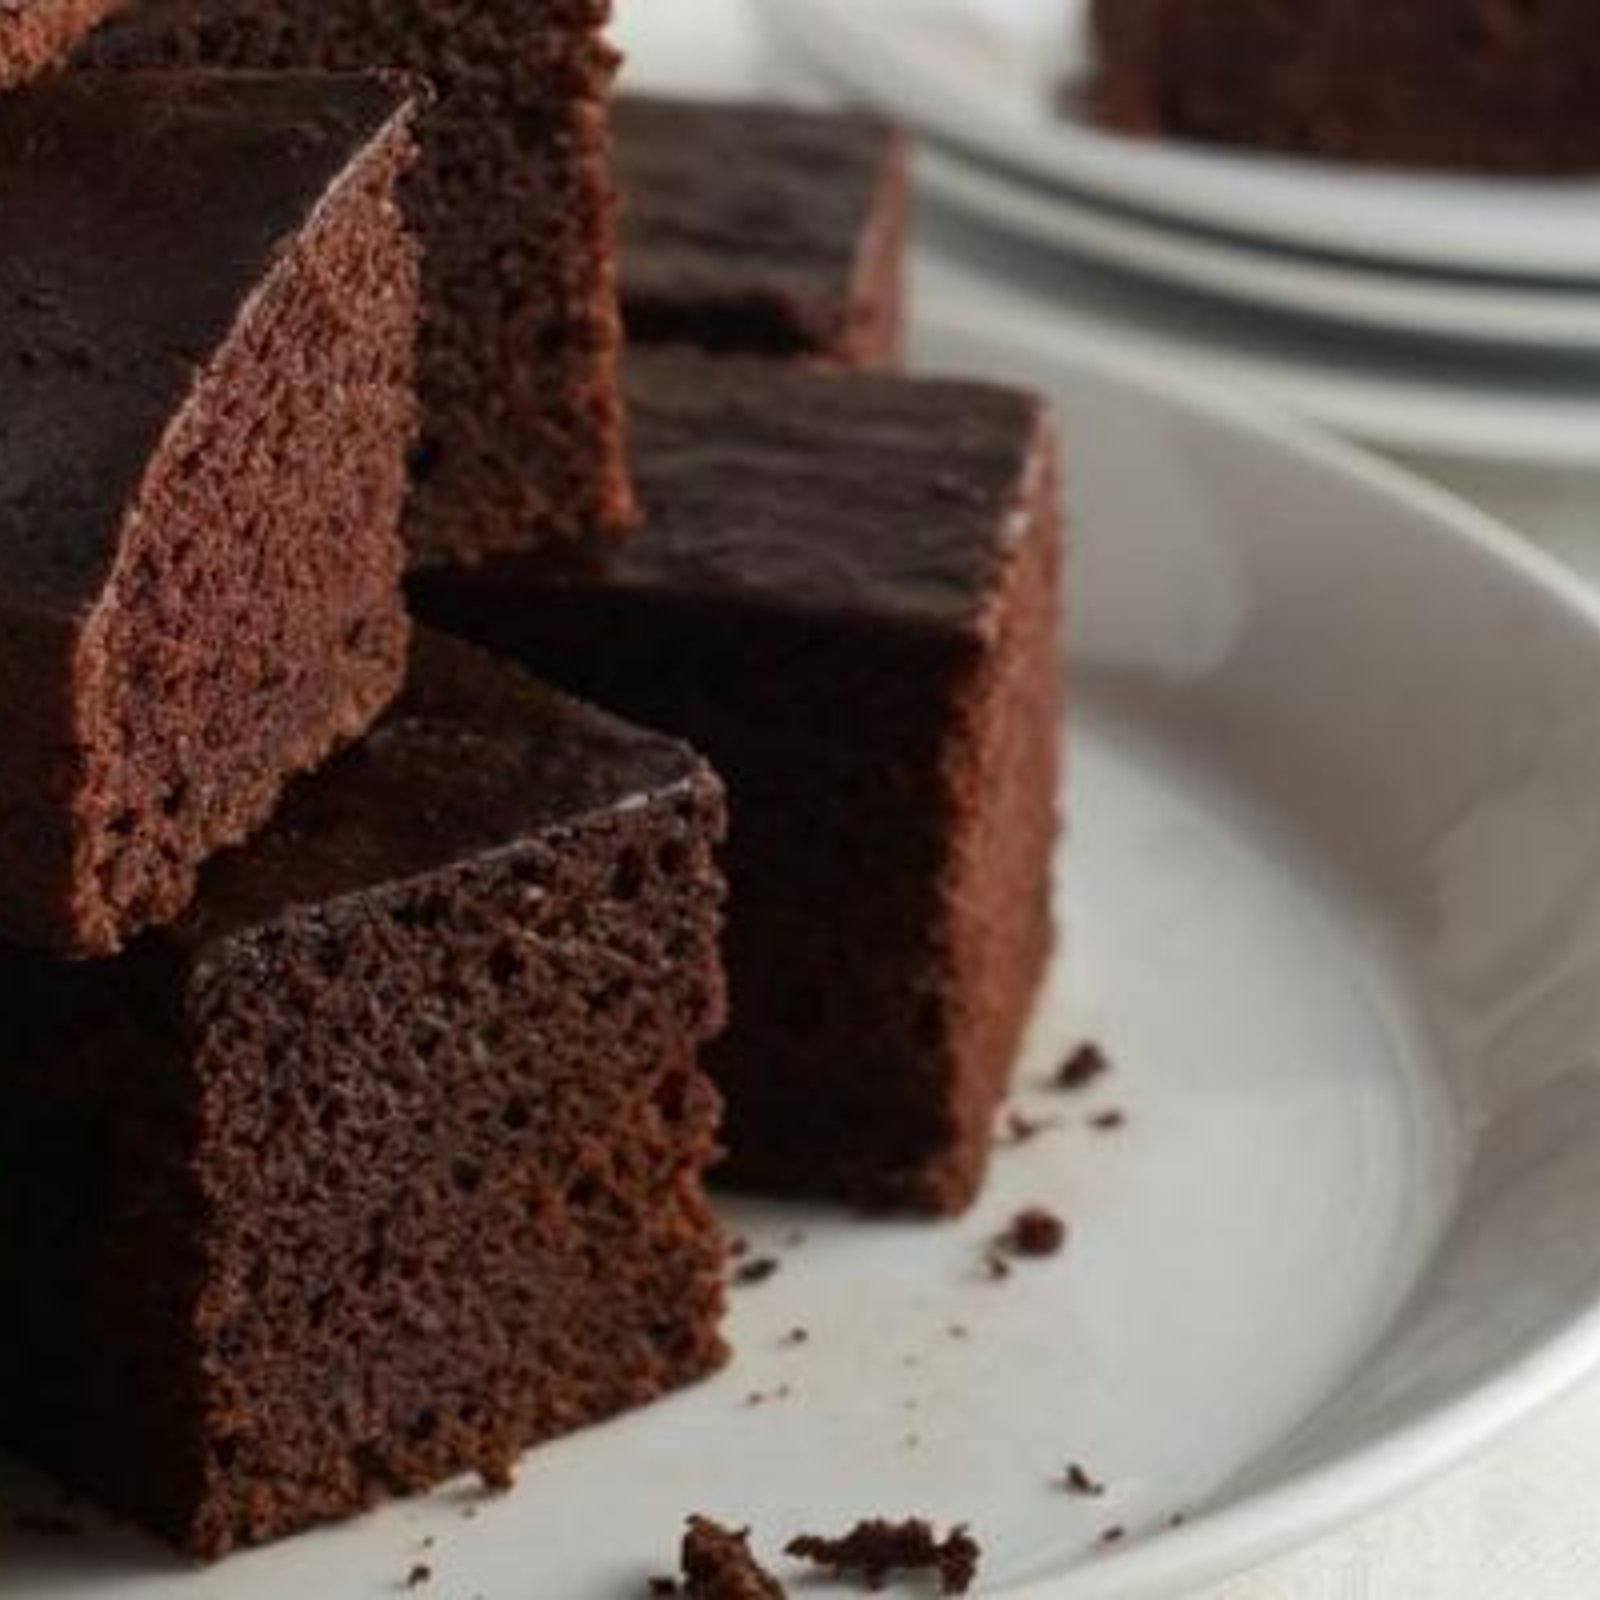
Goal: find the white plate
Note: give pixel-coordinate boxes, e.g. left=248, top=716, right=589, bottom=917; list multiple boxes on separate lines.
left=923, top=145, right=1600, bottom=354
left=912, top=244, right=1600, bottom=467
left=15, top=314, right=1600, bottom=1600
left=762, top=0, right=1600, bottom=283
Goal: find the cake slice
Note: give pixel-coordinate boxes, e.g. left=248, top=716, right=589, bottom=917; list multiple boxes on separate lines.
left=1089, top=0, right=1600, bottom=173
left=0, top=633, right=729, bottom=1558
left=0, top=0, right=121, bottom=84
left=415, top=354, right=1063, bottom=1215
left=79, top=0, right=634, bottom=567
left=0, top=70, right=417, bottom=957
left=617, top=95, right=907, bottom=367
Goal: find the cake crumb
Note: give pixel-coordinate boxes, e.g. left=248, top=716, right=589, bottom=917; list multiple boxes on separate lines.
left=1167, top=1511, right=1190, bottom=1530
left=1061, top=1463, right=1105, bottom=1497
left=1002, top=1108, right=1064, bottom=1146
left=984, top=1249, right=1013, bottom=1281
left=404, top=1563, right=432, bottom=1589
left=999, top=1206, right=1069, bottom=1259
left=673, top=1517, right=787, bottom=1598
left=1090, top=1109, right=1128, bottom=1132
left=787, top=1519, right=980, bottom=1595
left=733, top=1256, right=780, bottom=1287
left=1098, top=1526, right=1127, bottom=1548
left=781, top=1327, right=810, bottom=1347
left=742, top=1384, right=793, bottom=1409
left=1054, top=1043, right=1111, bottom=1091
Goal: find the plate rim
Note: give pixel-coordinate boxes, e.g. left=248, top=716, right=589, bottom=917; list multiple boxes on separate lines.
left=919, top=145, right=1600, bottom=355
left=915, top=311, right=1600, bottom=1596
left=909, top=252, right=1600, bottom=468
left=762, top=0, right=1600, bottom=283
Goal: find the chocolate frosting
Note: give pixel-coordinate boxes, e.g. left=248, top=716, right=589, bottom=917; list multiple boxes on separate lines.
left=0, top=69, right=410, bottom=614
left=612, top=351, right=1052, bottom=630
left=617, top=95, right=895, bottom=334
left=174, top=632, right=708, bottom=947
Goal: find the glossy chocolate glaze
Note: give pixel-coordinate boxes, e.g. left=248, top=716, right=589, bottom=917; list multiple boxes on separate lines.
left=608, top=352, right=1050, bottom=630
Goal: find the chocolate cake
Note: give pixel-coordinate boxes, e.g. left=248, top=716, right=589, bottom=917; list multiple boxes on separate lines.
left=787, top=1520, right=980, bottom=1595
left=1088, top=0, right=1600, bottom=172
left=0, top=0, right=121, bottom=83
left=617, top=95, right=907, bottom=366
left=79, top=0, right=633, bottom=566
left=677, top=1518, right=788, bottom=1599
left=0, top=634, right=729, bottom=1557
left=415, top=354, right=1063, bottom=1215
left=0, top=70, right=417, bottom=957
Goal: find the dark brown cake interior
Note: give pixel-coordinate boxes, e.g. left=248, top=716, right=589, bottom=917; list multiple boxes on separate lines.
left=81, top=0, right=634, bottom=565
left=0, top=69, right=417, bottom=956
left=0, top=636, right=729, bottom=1556
left=0, top=0, right=122, bottom=85
left=415, top=357, right=1063, bottom=1213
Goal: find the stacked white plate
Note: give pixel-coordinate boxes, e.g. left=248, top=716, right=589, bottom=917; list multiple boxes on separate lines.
left=761, top=0, right=1600, bottom=466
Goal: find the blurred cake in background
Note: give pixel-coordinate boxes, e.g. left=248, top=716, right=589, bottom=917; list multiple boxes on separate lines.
left=616, top=95, right=907, bottom=367
left=1088, top=0, right=1600, bottom=173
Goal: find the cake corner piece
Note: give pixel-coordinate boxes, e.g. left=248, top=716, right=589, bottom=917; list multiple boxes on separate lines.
left=77, top=0, right=636, bottom=569
left=0, top=69, right=421, bottom=956
left=0, top=632, right=731, bottom=1556
left=415, top=353, right=1065, bottom=1216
